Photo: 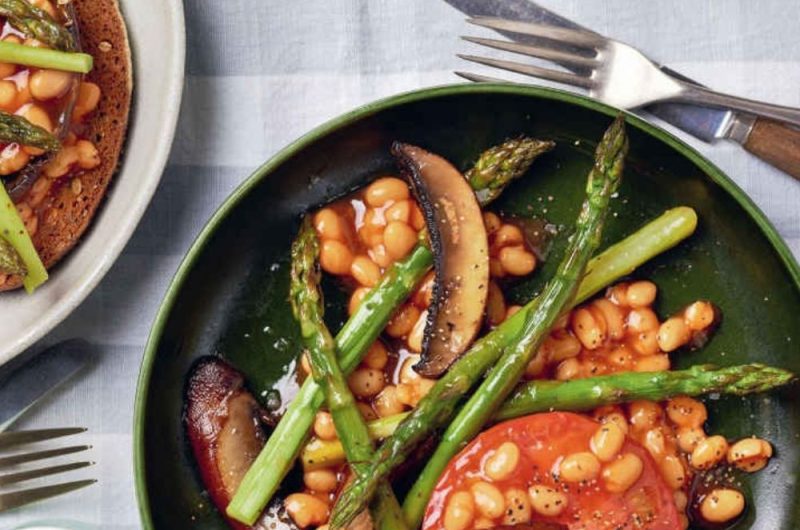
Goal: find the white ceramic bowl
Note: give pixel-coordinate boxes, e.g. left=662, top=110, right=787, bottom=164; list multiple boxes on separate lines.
left=0, top=0, right=185, bottom=366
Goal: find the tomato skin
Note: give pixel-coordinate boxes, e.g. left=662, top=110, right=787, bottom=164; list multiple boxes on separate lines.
left=423, top=412, right=681, bottom=530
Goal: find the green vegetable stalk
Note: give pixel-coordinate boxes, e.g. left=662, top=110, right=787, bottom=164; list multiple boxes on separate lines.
left=467, top=136, right=555, bottom=205
left=302, top=363, right=795, bottom=470
left=0, top=41, right=92, bottom=73
left=332, top=116, right=628, bottom=528
left=0, top=110, right=60, bottom=151
left=0, top=0, right=76, bottom=50
left=227, top=135, right=553, bottom=524
left=0, top=181, right=46, bottom=292
left=227, top=243, right=434, bottom=525
left=289, top=218, right=408, bottom=530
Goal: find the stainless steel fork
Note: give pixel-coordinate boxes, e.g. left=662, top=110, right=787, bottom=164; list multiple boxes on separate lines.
left=0, top=428, right=95, bottom=512
left=458, top=16, right=800, bottom=128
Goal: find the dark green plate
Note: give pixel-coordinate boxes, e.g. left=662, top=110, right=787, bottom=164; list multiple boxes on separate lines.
left=134, top=84, right=800, bottom=530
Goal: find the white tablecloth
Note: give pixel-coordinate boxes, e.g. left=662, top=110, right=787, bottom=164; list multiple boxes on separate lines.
left=1, top=0, right=798, bottom=528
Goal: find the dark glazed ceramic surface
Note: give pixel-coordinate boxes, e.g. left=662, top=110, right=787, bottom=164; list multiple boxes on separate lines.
left=134, top=85, right=800, bottom=530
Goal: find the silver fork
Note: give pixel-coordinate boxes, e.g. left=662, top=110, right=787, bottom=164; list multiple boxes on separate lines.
left=458, top=16, right=800, bottom=128
left=0, top=428, right=95, bottom=512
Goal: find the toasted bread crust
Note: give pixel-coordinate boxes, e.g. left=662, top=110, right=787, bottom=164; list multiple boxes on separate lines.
left=1, top=0, right=132, bottom=291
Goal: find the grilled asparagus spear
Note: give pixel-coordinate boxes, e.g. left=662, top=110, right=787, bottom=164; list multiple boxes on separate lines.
left=0, top=0, right=75, bottom=50
left=0, top=181, right=46, bottom=291
left=0, top=111, right=60, bottom=152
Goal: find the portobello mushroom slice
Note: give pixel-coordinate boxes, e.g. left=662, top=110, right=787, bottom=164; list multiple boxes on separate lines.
left=184, top=357, right=288, bottom=530
left=392, top=142, right=490, bottom=378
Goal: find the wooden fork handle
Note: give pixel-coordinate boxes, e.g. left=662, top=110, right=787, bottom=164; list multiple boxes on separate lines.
left=743, top=119, right=800, bottom=180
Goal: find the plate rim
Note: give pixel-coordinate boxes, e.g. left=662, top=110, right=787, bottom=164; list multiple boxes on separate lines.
left=0, top=0, right=187, bottom=367
left=132, top=82, right=800, bottom=528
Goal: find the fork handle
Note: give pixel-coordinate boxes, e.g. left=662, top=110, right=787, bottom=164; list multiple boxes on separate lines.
left=678, top=84, right=800, bottom=129
left=743, top=119, right=800, bottom=180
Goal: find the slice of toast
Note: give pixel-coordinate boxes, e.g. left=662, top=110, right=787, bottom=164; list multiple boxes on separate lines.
left=1, top=0, right=133, bottom=291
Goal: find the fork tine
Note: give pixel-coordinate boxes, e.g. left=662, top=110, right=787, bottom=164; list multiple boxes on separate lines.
left=454, top=71, right=510, bottom=83
left=0, top=479, right=96, bottom=511
left=457, top=54, right=594, bottom=89
left=461, top=36, right=599, bottom=69
left=0, top=445, right=90, bottom=468
left=0, top=428, right=86, bottom=450
left=467, top=17, right=605, bottom=49
left=0, top=461, right=93, bottom=486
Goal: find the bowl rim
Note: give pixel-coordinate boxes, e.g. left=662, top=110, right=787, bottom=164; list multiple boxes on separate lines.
left=133, top=82, right=800, bottom=528
left=0, top=0, right=187, bottom=367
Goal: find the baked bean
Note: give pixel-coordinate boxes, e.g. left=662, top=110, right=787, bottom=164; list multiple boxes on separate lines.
left=643, top=428, right=666, bottom=458
left=398, top=355, right=421, bottom=384
left=14, top=85, right=31, bottom=108
left=676, top=426, right=706, bottom=453
left=284, top=493, right=330, bottom=528
left=484, top=442, right=520, bottom=481
left=363, top=341, right=388, bottom=370
left=347, top=368, right=385, bottom=398
left=470, top=481, right=505, bottom=519
left=359, top=209, right=385, bottom=247
left=385, top=199, right=411, bottom=223
left=364, top=177, right=409, bottom=208
left=486, top=281, right=506, bottom=326
left=374, top=385, right=405, bottom=417
left=314, top=208, right=346, bottom=241
left=23, top=213, right=37, bottom=237
left=483, top=212, right=501, bottom=233
left=473, top=518, right=494, bottom=529
left=412, top=271, right=435, bottom=308
left=350, top=255, right=381, bottom=287
left=571, top=307, right=606, bottom=350
left=607, top=344, right=635, bottom=370
left=386, top=304, right=421, bottom=338
left=594, top=406, right=630, bottom=435
left=0, top=80, right=15, bottom=109
left=674, top=490, right=688, bottom=512
left=690, top=435, right=728, bottom=470
left=626, top=308, right=659, bottom=334
left=633, top=353, right=670, bottom=372
left=349, top=286, right=370, bottom=315
left=19, top=104, right=53, bottom=133
left=544, top=330, right=582, bottom=363
left=659, top=454, right=686, bottom=489
left=44, top=145, right=79, bottom=178
left=700, top=488, right=745, bottom=524
left=489, top=258, right=505, bottom=278
left=559, top=452, right=601, bottom=482
left=444, top=491, right=475, bottom=530
left=525, top=349, right=547, bottom=378
left=628, top=401, right=663, bottom=432
left=666, top=397, right=707, bottom=428
left=319, top=239, right=353, bottom=275
left=313, top=412, right=337, bottom=441
left=28, top=175, right=50, bottom=207
left=0, top=62, right=14, bottom=78
left=657, top=317, right=691, bottom=352
left=300, top=352, right=311, bottom=375
left=407, top=311, right=427, bottom=353
left=492, top=224, right=523, bottom=249
left=590, top=422, right=625, bottom=462
left=0, top=144, right=30, bottom=175
left=498, top=245, right=536, bottom=276
left=16, top=202, right=33, bottom=222
left=607, top=283, right=629, bottom=306
left=357, top=402, right=377, bottom=421
left=684, top=301, right=715, bottom=331
left=384, top=221, right=417, bottom=259
left=30, top=69, right=73, bottom=100
left=303, top=469, right=338, bottom=492
left=592, top=299, right=625, bottom=340
left=501, top=488, right=531, bottom=525
left=528, top=485, right=567, bottom=517
left=554, top=357, right=580, bottom=381
left=602, top=453, right=643, bottom=493
left=410, top=202, right=426, bottom=230
left=626, top=281, right=657, bottom=307
left=727, top=437, right=772, bottom=472
left=368, top=244, right=392, bottom=268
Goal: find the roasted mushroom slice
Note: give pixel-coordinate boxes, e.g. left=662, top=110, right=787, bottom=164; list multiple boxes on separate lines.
left=184, top=357, right=287, bottom=530
left=392, top=142, right=490, bottom=378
